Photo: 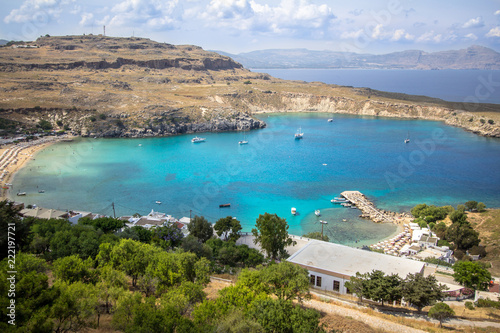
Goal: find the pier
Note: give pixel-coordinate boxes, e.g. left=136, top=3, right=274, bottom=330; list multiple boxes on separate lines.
left=340, top=191, right=412, bottom=224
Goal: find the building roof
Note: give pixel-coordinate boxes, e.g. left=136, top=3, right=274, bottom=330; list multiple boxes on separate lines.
left=20, top=207, right=68, bottom=219
left=135, top=217, right=164, bottom=226
left=287, top=240, right=425, bottom=279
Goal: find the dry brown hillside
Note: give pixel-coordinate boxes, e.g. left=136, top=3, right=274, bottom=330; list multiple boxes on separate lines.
left=0, top=35, right=499, bottom=138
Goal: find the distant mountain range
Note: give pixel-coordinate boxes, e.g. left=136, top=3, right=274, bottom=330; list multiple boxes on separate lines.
left=216, top=45, right=500, bottom=70
left=0, top=40, right=9, bottom=46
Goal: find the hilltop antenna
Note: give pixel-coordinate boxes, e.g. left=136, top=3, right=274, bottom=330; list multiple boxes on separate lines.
left=103, top=25, right=106, bottom=37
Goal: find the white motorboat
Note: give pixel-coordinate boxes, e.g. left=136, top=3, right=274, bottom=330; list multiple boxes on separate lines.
left=192, top=137, right=206, bottom=143
left=328, top=119, right=333, bottom=122
left=291, top=207, right=297, bottom=215
left=238, top=140, right=248, bottom=145
left=315, top=210, right=321, bottom=216
left=155, top=201, right=161, bottom=204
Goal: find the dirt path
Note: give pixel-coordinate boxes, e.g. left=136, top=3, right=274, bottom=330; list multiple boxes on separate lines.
left=304, top=298, right=426, bottom=333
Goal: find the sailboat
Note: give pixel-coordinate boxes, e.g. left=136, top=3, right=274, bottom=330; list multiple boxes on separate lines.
left=238, top=130, right=248, bottom=145
left=404, top=131, right=410, bottom=144
left=294, top=127, right=303, bottom=140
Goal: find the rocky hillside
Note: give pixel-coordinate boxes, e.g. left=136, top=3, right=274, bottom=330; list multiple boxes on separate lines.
left=0, top=35, right=499, bottom=138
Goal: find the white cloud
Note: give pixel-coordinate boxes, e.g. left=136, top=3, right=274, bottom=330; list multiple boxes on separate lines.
left=108, top=0, right=180, bottom=30
left=486, top=27, right=500, bottom=37
left=199, top=0, right=336, bottom=37
left=79, top=12, right=94, bottom=27
left=416, top=31, right=436, bottom=43
left=462, top=16, right=484, bottom=29
left=4, top=0, right=74, bottom=24
left=495, top=10, right=500, bottom=16
left=340, top=29, right=364, bottom=40
left=464, top=33, right=477, bottom=41
left=391, top=29, right=414, bottom=42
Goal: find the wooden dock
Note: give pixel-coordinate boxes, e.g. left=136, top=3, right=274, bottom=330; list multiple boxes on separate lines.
left=340, top=191, right=411, bottom=224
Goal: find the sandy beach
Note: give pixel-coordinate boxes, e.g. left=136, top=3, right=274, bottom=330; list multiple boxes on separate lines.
left=0, top=135, right=68, bottom=201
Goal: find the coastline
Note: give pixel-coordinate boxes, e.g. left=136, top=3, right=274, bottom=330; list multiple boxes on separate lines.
left=0, top=135, right=67, bottom=201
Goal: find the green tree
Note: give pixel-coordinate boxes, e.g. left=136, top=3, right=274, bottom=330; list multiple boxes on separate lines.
left=0, top=253, right=55, bottom=331
left=401, top=273, right=447, bottom=312
left=214, top=216, right=242, bottom=242
left=181, top=234, right=213, bottom=259
left=96, top=264, right=128, bottom=315
left=38, top=119, right=53, bottom=130
left=188, top=216, right=214, bottom=243
left=50, top=281, right=99, bottom=333
left=365, top=270, right=402, bottom=306
left=428, top=302, right=455, bottom=328
left=302, top=231, right=329, bottom=242
left=452, top=261, right=492, bottom=291
left=151, top=223, right=184, bottom=249
left=79, top=216, right=124, bottom=233
left=247, top=298, right=324, bottom=333
left=449, top=210, right=468, bottom=225
left=445, top=222, right=480, bottom=251
left=102, top=239, right=161, bottom=286
left=345, top=272, right=370, bottom=302
left=477, top=202, right=486, bottom=212
left=53, top=255, right=97, bottom=284
left=0, top=201, right=34, bottom=259
left=261, top=262, right=310, bottom=302
left=464, top=201, right=478, bottom=212
left=216, top=310, right=264, bottom=333
left=252, top=213, right=296, bottom=261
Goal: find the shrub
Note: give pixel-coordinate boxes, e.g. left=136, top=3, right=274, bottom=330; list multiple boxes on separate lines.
left=476, top=298, right=500, bottom=309
left=243, top=80, right=252, bottom=85
left=99, top=113, right=107, bottom=120
left=488, top=119, right=494, bottom=125
left=480, top=119, right=485, bottom=124
left=465, top=301, right=474, bottom=310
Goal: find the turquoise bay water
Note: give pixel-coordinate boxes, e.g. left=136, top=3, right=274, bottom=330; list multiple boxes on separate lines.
left=10, top=113, right=500, bottom=246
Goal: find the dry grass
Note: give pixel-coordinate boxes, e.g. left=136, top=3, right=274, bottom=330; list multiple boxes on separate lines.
left=468, top=209, right=500, bottom=276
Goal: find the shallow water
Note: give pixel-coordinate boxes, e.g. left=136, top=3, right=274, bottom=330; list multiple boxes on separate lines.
left=10, top=113, right=500, bottom=245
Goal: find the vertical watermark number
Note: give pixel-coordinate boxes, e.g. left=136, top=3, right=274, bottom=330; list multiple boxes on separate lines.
left=6, top=223, right=16, bottom=325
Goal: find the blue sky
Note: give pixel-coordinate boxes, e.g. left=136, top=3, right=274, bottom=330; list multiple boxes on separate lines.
left=1, top=0, right=499, bottom=54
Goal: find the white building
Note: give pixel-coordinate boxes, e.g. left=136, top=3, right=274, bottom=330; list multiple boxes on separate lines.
left=287, top=240, right=425, bottom=294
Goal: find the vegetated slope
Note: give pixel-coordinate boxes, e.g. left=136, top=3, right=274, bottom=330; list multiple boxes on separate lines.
left=220, top=45, right=500, bottom=69
left=0, top=35, right=499, bottom=138
left=468, top=210, right=500, bottom=277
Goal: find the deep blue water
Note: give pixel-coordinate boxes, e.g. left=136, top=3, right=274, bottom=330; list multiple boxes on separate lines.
left=254, top=69, right=500, bottom=104
left=10, top=113, right=500, bottom=246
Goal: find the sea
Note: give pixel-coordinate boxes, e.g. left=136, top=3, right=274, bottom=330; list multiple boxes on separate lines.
left=9, top=70, right=500, bottom=247
left=254, top=69, right=500, bottom=104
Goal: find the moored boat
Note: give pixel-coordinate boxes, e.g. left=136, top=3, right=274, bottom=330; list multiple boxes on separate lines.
left=315, top=210, right=321, bottom=216
left=294, top=127, right=303, bottom=140
left=291, top=207, right=297, bottom=215
left=219, top=203, right=231, bottom=208
left=192, top=137, right=206, bottom=143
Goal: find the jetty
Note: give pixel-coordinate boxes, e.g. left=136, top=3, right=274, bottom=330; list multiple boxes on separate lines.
left=340, top=191, right=411, bottom=224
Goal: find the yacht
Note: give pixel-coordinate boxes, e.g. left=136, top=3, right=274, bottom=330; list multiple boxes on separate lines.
left=315, top=210, right=321, bottom=216
left=328, top=119, right=333, bottom=122
left=294, top=127, right=303, bottom=140
left=404, top=131, right=410, bottom=143
left=291, top=207, right=297, bottom=215
left=191, top=137, right=206, bottom=143
left=238, top=140, right=248, bottom=145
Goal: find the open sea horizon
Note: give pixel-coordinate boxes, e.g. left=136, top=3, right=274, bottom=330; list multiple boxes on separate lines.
left=9, top=112, right=500, bottom=247
left=253, top=69, right=500, bottom=105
